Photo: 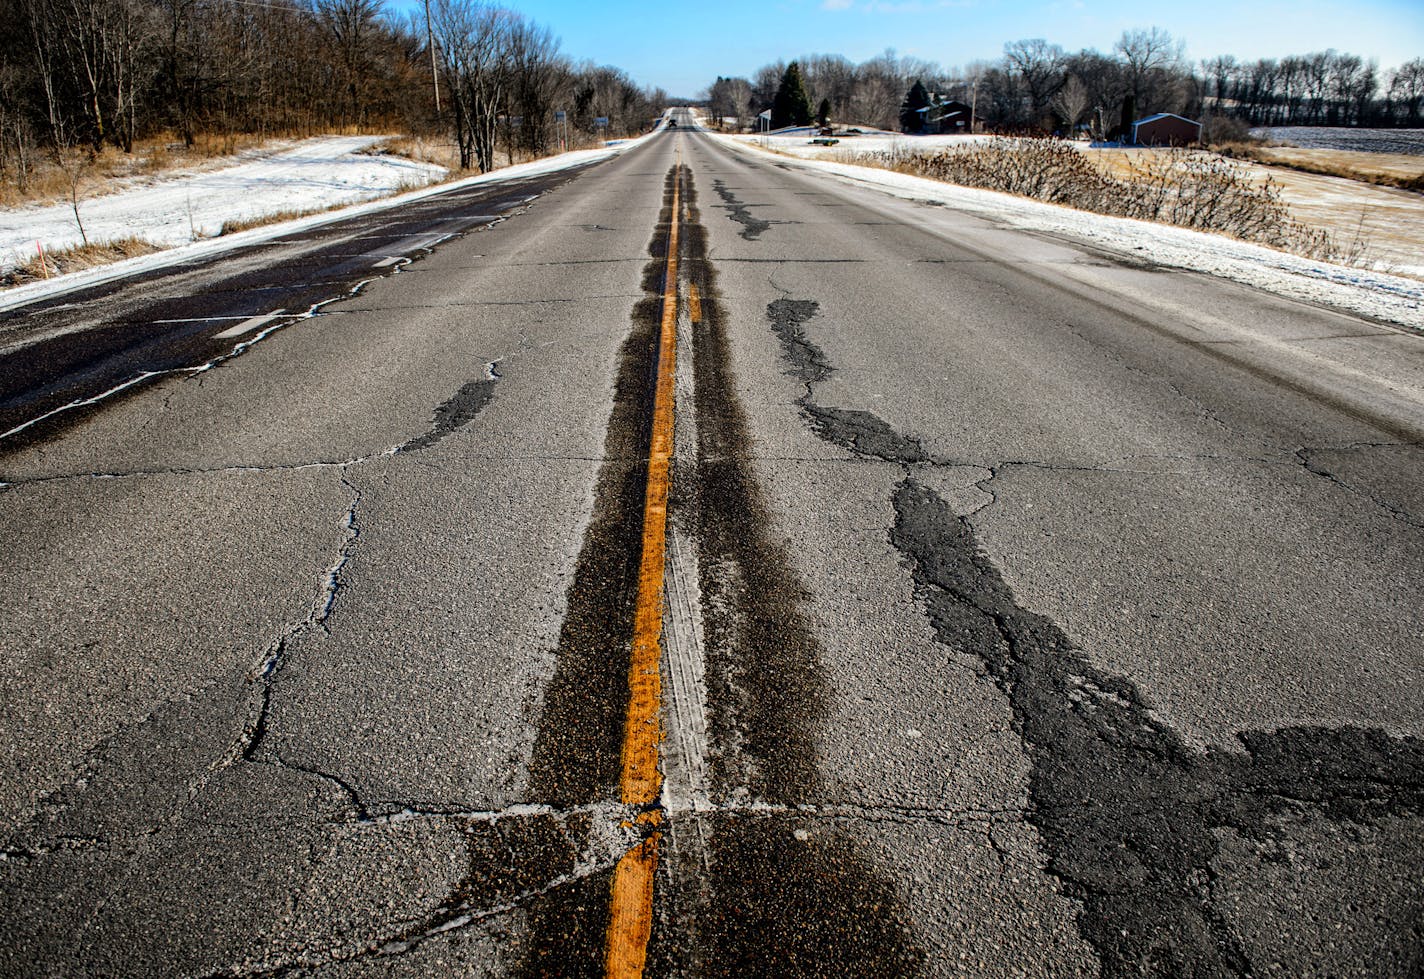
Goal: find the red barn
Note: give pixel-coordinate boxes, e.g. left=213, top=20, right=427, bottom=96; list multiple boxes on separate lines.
left=1132, top=113, right=1202, bottom=147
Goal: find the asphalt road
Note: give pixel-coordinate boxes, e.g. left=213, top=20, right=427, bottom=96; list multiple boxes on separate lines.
left=2, top=113, right=1422, bottom=977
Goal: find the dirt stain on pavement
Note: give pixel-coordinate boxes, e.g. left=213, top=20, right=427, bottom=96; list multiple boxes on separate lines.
left=647, top=167, right=925, bottom=977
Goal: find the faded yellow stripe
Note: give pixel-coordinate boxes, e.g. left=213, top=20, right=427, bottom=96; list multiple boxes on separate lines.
left=605, top=811, right=663, bottom=978
left=605, top=152, right=681, bottom=979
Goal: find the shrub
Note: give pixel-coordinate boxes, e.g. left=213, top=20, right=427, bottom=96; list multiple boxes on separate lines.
left=845, top=138, right=1353, bottom=263
left=1202, top=114, right=1255, bottom=147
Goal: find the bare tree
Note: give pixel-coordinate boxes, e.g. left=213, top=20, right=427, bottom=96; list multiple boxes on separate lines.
left=800, top=54, right=856, bottom=126
left=317, top=0, right=383, bottom=127
left=506, top=18, right=566, bottom=158
left=1003, top=38, right=1064, bottom=122
left=707, top=75, right=753, bottom=130
left=1050, top=74, right=1089, bottom=131
left=430, top=0, right=510, bottom=171
left=751, top=61, right=784, bottom=116
left=1388, top=58, right=1424, bottom=125
left=850, top=51, right=903, bottom=130
left=1115, top=26, right=1184, bottom=111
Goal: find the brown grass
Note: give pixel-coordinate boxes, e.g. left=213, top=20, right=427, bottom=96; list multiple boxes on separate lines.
left=217, top=206, right=336, bottom=235
left=1214, top=143, right=1424, bottom=192
left=1, top=237, right=159, bottom=288
left=362, top=135, right=459, bottom=170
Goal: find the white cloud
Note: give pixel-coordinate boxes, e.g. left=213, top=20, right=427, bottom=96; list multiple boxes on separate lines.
left=822, top=0, right=854, bottom=9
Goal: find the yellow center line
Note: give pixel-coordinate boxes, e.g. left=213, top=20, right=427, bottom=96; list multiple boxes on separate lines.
left=605, top=147, right=681, bottom=978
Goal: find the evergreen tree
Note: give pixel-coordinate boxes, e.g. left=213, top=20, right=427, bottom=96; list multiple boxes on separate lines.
left=899, top=79, right=931, bottom=133
left=770, top=62, right=814, bottom=128
left=1118, top=94, right=1137, bottom=142
left=816, top=97, right=832, bottom=127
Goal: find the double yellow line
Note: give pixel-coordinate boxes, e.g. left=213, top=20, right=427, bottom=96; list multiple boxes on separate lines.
left=604, top=150, right=683, bottom=978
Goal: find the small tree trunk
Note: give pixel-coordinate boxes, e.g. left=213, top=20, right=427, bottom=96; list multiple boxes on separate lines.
left=71, top=181, right=89, bottom=246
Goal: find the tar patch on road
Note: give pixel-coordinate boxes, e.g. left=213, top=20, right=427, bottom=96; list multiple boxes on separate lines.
left=770, top=298, right=931, bottom=465
left=770, top=298, right=1424, bottom=977
left=646, top=167, right=925, bottom=977
left=401, top=378, right=497, bottom=452
left=712, top=178, right=785, bottom=242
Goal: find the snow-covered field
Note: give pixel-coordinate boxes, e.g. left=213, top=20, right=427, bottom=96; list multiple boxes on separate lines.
left=0, top=136, right=449, bottom=274
left=717, top=133, right=1424, bottom=332
left=1252, top=127, right=1424, bottom=155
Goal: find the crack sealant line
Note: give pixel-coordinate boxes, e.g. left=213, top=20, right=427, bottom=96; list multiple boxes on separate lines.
left=605, top=150, right=681, bottom=979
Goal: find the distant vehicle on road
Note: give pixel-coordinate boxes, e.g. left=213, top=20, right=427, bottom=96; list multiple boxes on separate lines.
left=667, top=118, right=677, bottom=128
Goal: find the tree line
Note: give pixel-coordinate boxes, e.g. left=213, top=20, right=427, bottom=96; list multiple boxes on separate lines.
left=707, top=30, right=1424, bottom=137
left=0, top=0, right=666, bottom=189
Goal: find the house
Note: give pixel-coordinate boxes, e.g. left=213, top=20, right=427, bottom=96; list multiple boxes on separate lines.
left=1132, top=113, right=1202, bottom=147
left=915, top=99, right=974, bottom=134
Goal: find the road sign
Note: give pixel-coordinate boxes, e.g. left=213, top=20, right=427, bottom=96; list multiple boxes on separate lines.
left=554, top=111, right=566, bottom=122
left=595, top=116, right=609, bottom=128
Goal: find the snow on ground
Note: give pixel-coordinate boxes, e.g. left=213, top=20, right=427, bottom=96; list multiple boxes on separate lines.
left=1252, top=127, right=1424, bottom=156
left=716, top=133, right=1424, bottom=332
left=0, top=133, right=655, bottom=312
left=731, top=134, right=1424, bottom=277
left=746, top=131, right=991, bottom=161
left=0, top=136, right=446, bottom=273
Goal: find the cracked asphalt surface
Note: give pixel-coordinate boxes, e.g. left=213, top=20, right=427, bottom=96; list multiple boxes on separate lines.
left=2, top=116, right=1422, bottom=976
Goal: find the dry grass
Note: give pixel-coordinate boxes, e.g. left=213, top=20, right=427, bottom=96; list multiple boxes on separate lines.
left=0, top=135, right=241, bottom=207
left=217, top=207, right=331, bottom=235
left=1, top=237, right=159, bottom=287
left=362, top=135, right=459, bottom=170
left=0, top=166, right=76, bottom=207
left=1089, top=144, right=1424, bottom=274
left=1215, top=143, right=1424, bottom=192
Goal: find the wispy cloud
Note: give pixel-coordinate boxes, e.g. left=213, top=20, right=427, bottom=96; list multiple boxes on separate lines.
left=822, top=0, right=854, bottom=9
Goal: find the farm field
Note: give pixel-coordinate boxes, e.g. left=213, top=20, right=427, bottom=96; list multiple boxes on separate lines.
left=1252, top=126, right=1424, bottom=155
left=1238, top=144, right=1424, bottom=186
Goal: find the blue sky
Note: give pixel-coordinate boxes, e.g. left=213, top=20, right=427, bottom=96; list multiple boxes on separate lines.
left=396, top=0, right=1423, bottom=96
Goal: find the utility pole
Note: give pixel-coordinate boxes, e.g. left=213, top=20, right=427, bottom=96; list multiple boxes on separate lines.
left=425, top=0, right=440, bottom=113
left=970, top=78, right=978, bottom=134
